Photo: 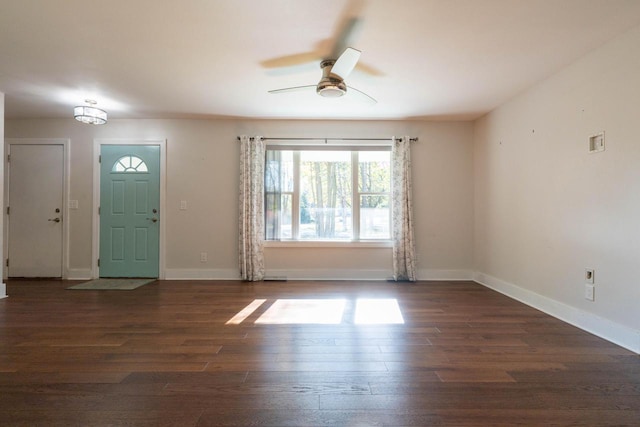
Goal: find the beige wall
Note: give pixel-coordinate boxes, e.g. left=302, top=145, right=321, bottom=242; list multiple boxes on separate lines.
left=474, top=25, right=640, bottom=347
left=5, top=118, right=474, bottom=280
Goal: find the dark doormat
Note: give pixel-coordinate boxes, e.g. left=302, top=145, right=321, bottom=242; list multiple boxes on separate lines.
left=67, top=278, right=155, bottom=290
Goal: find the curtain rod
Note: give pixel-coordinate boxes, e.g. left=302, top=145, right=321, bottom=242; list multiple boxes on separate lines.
left=236, top=136, right=418, bottom=142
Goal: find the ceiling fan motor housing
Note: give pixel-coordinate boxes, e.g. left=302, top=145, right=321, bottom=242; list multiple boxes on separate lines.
left=317, top=60, right=347, bottom=97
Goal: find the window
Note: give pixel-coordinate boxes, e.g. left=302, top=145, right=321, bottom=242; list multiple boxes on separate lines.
left=111, top=155, right=148, bottom=173
left=265, top=146, right=391, bottom=241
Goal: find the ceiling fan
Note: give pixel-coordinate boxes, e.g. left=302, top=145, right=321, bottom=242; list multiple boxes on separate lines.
left=268, top=45, right=376, bottom=104
left=264, top=1, right=378, bottom=104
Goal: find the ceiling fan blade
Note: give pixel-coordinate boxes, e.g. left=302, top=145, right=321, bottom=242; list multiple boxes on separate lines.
left=260, top=52, right=320, bottom=69
left=268, top=85, right=316, bottom=94
left=330, top=17, right=364, bottom=59
left=331, top=47, right=361, bottom=80
left=347, top=85, right=377, bottom=104
left=355, top=61, right=385, bottom=77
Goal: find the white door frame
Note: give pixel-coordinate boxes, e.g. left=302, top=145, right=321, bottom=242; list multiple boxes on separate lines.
left=92, top=139, right=166, bottom=279
left=4, top=138, right=70, bottom=279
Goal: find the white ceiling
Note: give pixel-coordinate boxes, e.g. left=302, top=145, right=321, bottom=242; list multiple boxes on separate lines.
left=1, top=0, right=640, bottom=121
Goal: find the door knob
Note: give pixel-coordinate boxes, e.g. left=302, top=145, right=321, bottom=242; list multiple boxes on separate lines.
left=48, top=218, right=61, bottom=223
left=146, top=217, right=158, bottom=223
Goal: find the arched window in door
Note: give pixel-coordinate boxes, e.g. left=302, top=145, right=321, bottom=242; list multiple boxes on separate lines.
left=111, top=155, right=148, bottom=172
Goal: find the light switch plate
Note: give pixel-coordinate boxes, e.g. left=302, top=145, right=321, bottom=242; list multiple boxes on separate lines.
left=589, top=132, right=605, bottom=153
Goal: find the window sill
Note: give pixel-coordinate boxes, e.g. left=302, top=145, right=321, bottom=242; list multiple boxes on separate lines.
left=264, top=240, right=393, bottom=249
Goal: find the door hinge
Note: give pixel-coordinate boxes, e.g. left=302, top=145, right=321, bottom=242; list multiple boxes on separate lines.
left=5, top=259, right=8, bottom=267
left=98, top=155, right=101, bottom=163
left=97, top=259, right=100, bottom=267
left=7, top=154, right=10, bottom=162
left=6, top=206, right=9, bottom=215
left=98, top=206, right=100, bottom=215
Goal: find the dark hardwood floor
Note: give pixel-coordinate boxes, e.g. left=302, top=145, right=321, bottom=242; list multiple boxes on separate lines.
left=0, top=279, right=638, bottom=426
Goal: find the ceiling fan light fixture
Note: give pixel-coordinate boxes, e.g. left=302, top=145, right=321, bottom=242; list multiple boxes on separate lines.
left=317, top=68, right=347, bottom=97
left=317, top=84, right=346, bottom=98
left=74, top=99, right=107, bottom=125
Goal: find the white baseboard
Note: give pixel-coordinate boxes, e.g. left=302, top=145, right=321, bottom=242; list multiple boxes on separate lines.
left=164, top=268, right=240, bottom=280
left=66, top=269, right=93, bottom=280
left=418, top=269, right=474, bottom=281
left=0, top=282, right=6, bottom=299
left=165, top=268, right=474, bottom=282
left=474, top=272, right=640, bottom=354
left=265, top=269, right=391, bottom=281
left=264, top=268, right=473, bottom=281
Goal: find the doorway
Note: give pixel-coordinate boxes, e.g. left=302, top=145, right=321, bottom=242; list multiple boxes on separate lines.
left=93, top=140, right=166, bottom=279
left=6, top=140, right=68, bottom=278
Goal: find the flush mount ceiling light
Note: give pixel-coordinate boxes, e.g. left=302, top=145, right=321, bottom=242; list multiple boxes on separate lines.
left=74, top=99, right=107, bottom=125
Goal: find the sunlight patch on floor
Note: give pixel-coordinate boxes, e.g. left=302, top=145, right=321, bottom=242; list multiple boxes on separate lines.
left=226, top=298, right=405, bottom=325
left=255, top=299, right=346, bottom=324
left=225, top=299, right=266, bottom=325
left=354, top=298, right=404, bottom=324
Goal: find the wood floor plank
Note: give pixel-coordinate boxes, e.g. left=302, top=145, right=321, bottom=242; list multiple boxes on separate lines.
left=196, top=409, right=443, bottom=427
left=434, top=408, right=640, bottom=427
left=435, top=368, right=517, bottom=383
left=319, top=389, right=547, bottom=410
left=205, top=360, right=389, bottom=372
left=164, top=382, right=372, bottom=396
left=0, top=410, right=203, bottom=427
left=244, top=370, right=443, bottom=384
left=120, top=371, right=248, bottom=385
left=0, top=278, right=638, bottom=426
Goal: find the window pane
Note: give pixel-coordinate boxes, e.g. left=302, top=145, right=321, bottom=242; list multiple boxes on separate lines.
left=279, top=194, right=292, bottom=238
left=265, top=150, right=294, bottom=240
left=300, top=151, right=352, bottom=240
left=265, top=193, right=292, bottom=240
left=265, top=150, right=293, bottom=193
left=360, top=195, right=390, bottom=239
left=358, top=151, right=390, bottom=193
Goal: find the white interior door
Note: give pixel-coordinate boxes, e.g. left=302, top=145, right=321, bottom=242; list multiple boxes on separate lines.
left=8, top=144, right=64, bottom=277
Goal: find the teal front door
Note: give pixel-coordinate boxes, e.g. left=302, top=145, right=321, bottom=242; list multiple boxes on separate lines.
left=99, top=145, right=160, bottom=278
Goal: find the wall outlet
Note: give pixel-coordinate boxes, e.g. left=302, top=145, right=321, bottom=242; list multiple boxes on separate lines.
left=69, top=200, right=79, bottom=209
left=180, top=200, right=187, bottom=210
left=585, top=284, right=595, bottom=301
left=200, top=252, right=207, bottom=262
left=585, top=269, right=595, bottom=284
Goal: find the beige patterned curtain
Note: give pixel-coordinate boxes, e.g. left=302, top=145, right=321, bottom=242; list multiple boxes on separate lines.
left=238, top=135, right=265, bottom=281
left=391, top=136, right=417, bottom=281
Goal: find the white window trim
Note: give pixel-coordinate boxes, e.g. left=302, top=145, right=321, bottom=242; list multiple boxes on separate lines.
left=265, top=145, right=392, bottom=244
left=264, top=240, right=393, bottom=248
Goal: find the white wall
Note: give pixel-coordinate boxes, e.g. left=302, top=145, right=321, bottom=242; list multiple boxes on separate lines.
left=474, top=25, right=640, bottom=352
left=5, top=118, right=474, bottom=281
